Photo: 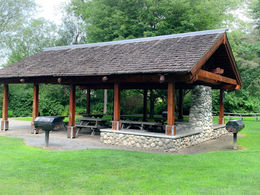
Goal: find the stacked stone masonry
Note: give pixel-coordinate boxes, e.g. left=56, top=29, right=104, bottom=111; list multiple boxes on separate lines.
left=100, top=126, right=227, bottom=152
left=189, top=85, right=213, bottom=127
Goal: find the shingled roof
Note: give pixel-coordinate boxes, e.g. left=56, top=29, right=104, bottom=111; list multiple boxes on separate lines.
left=0, top=29, right=230, bottom=78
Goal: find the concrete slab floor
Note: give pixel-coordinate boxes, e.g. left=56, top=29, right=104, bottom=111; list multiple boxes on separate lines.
left=0, top=119, right=241, bottom=154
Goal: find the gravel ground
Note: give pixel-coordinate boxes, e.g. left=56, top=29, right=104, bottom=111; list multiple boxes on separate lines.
left=0, top=119, right=239, bottom=154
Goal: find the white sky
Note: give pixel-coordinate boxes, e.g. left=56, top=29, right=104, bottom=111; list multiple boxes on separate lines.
left=35, top=0, right=70, bottom=24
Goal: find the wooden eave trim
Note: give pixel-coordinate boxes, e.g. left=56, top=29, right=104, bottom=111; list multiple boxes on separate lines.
left=197, top=70, right=238, bottom=85
left=223, top=33, right=243, bottom=86
left=190, top=34, right=225, bottom=75
left=0, top=73, right=192, bottom=85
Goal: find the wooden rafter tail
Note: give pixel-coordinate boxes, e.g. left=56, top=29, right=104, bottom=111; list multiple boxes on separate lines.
left=235, top=85, right=241, bottom=90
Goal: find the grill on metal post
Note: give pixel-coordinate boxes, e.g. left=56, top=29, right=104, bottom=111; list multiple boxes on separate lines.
left=34, top=116, right=65, bottom=147
left=226, top=120, right=245, bottom=149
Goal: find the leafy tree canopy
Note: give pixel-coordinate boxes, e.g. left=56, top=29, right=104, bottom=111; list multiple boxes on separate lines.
left=0, top=0, right=35, bottom=34
left=4, top=19, right=57, bottom=66
left=70, top=0, right=242, bottom=42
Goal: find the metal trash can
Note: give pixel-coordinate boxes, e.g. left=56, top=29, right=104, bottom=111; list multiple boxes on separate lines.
left=34, top=116, right=65, bottom=146
left=226, top=120, right=245, bottom=149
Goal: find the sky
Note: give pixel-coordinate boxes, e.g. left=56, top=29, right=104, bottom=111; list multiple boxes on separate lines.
left=35, top=0, right=70, bottom=24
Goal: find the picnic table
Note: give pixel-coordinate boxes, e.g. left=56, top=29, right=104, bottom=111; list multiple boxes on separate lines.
left=120, top=120, right=164, bottom=132
left=76, top=117, right=108, bottom=135
left=121, top=115, right=165, bottom=123
left=121, top=115, right=143, bottom=121
left=80, top=113, right=104, bottom=118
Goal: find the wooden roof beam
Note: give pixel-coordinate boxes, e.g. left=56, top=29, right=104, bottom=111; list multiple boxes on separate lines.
left=197, top=69, right=238, bottom=85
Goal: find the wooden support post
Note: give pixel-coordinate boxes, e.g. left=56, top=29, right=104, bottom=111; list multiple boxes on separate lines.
left=32, top=84, right=39, bottom=134
left=112, top=83, right=121, bottom=130
left=103, top=89, right=107, bottom=115
left=178, top=89, right=184, bottom=120
left=219, top=89, right=224, bottom=125
left=1, top=84, right=9, bottom=131
left=166, top=81, right=176, bottom=136
left=149, top=89, right=154, bottom=119
left=143, top=89, right=148, bottom=121
left=67, top=84, right=76, bottom=138
left=86, top=89, right=91, bottom=115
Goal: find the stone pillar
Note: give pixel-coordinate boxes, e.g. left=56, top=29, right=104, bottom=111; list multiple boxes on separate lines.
left=189, top=85, right=212, bottom=127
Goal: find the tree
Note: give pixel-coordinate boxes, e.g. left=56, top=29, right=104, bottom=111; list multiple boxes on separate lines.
left=69, top=0, right=242, bottom=43
left=56, top=6, right=87, bottom=46
left=4, top=19, right=57, bottom=66
left=0, top=0, right=35, bottom=64
left=0, top=0, right=35, bottom=34
left=251, top=0, right=260, bottom=33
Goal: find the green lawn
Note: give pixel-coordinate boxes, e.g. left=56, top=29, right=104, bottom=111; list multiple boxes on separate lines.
left=0, top=120, right=260, bottom=194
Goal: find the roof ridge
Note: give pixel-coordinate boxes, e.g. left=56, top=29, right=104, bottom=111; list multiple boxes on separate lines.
left=44, top=28, right=228, bottom=51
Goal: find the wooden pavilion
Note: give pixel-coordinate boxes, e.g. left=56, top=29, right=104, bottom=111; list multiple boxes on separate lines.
left=0, top=29, right=242, bottom=140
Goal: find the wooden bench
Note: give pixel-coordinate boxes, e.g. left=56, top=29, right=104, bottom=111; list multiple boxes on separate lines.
left=76, top=117, right=108, bottom=136
left=224, top=113, right=260, bottom=121
left=120, top=120, right=164, bottom=131
left=80, top=113, right=104, bottom=118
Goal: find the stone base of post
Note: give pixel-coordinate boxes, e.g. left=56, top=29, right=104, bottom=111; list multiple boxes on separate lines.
left=67, top=126, right=76, bottom=138
left=165, top=125, right=176, bottom=136
left=112, top=121, right=122, bottom=130
left=1, top=120, right=9, bottom=131
left=218, top=117, right=225, bottom=125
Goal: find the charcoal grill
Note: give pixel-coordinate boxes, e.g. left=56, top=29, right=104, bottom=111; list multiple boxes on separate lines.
left=34, top=116, right=65, bottom=146
left=226, top=120, right=245, bottom=149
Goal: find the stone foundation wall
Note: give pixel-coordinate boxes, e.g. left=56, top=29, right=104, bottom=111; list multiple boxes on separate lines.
left=101, top=85, right=226, bottom=152
left=100, top=126, right=228, bottom=152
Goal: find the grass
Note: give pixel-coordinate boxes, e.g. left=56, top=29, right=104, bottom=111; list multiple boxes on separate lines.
left=0, top=119, right=260, bottom=194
